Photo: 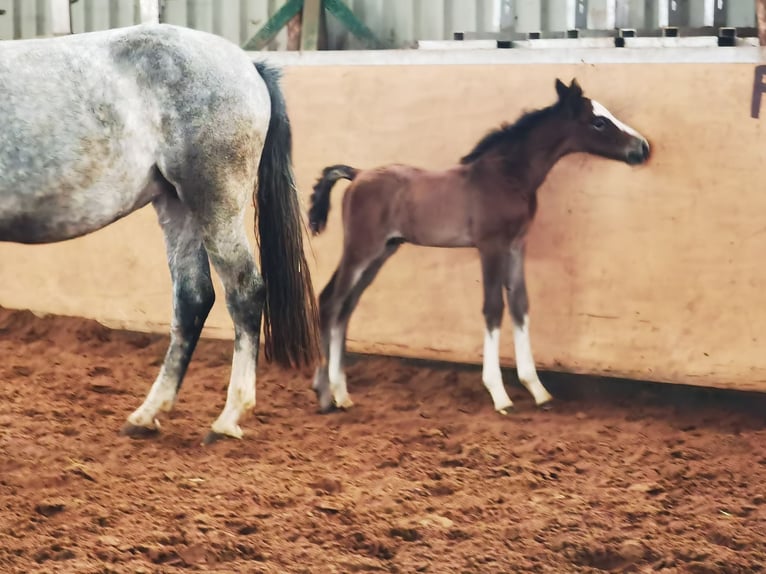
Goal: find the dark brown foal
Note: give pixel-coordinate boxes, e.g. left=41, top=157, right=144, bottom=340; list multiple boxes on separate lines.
left=309, top=78, right=650, bottom=414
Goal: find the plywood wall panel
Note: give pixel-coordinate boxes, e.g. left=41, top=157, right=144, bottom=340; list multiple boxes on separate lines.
left=2, top=61, right=765, bottom=393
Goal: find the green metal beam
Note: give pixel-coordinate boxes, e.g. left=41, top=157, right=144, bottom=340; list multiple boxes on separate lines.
left=242, top=0, right=384, bottom=51
left=324, top=0, right=383, bottom=48
left=242, top=0, right=303, bottom=51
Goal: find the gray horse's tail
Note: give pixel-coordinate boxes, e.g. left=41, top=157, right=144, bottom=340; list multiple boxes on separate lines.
left=308, top=164, right=359, bottom=235
left=254, top=61, right=319, bottom=369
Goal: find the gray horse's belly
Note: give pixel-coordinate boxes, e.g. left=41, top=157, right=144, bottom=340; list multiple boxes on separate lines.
left=0, top=129, right=160, bottom=243
left=0, top=164, right=159, bottom=243
left=0, top=37, right=162, bottom=244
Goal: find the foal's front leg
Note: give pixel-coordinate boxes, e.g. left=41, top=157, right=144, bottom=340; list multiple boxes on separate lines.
left=479, top=249, right=515, bottom=414
left=506, top=244, right=553, bottom=408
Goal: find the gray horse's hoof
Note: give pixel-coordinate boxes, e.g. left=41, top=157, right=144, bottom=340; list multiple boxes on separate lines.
left=202, top=430, right=241, bottom=446
left=537, top=400, right=555, bottom=412
left=120, top=422, right=160, bottom=439
left=497, top=406, right=517, bottom=416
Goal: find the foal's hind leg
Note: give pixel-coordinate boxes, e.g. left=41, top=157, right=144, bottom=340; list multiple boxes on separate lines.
left=314, top=243, right=396, bottom=412
left=124, top=192, right=215, bottom=435
left=311, top=270, right=336, bottom=399
left=479, top=247, right=516, bottom=414
left=506, top=244, right=553, bottom=408
left=314, top=257, right=364, bottom=412
left=328, top=243, right=399, bottom=409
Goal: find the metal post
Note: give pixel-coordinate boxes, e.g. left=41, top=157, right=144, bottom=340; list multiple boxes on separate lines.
left=299, top=0, right=321, bottom=50
left=667, top=0, right=688, bottom=27
left=656, top=0, right=668, bottom=27
left=510, top=0, right=543, bottom=33
left=575, top=0, right=587, bottom=29
left=50, top=0, right=71, bottom=35
left=713, top=0, right=726, bottom=27
left=139, top=0, right=160, bottom=24
left=615, top=0, right=630, bottom=28
left=691, top=0, right=722, bottom=27
left=588, top=0, right=616, bottom=29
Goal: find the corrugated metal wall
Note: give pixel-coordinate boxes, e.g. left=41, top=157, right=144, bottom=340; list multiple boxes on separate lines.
left=0, top=0, right=757, bottom=47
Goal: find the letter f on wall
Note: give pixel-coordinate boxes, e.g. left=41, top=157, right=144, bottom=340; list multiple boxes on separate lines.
left=752, top=65, right=766, bottom=118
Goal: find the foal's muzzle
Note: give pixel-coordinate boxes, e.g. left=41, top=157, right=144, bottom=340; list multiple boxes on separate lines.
left=626, top=139, right=650, bottom=165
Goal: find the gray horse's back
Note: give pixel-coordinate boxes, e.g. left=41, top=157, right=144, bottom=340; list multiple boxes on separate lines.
left=0, top=24, right=269, bottom=243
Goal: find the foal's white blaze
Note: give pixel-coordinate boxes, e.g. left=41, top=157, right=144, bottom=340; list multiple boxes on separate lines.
left=210, top=331, right=257, bottom=438
left=591, top=100, right=646, bottom=142
left=513, top=316, right=553, bottom=406
left=126, top=364, right=179, bottom=429
left=328, top=326, right=353, bottom=408
left=482, top=327, right=514, bottom=412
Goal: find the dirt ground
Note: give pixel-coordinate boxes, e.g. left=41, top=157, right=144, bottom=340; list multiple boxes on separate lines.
left=1, top=307, right=765, bottom=574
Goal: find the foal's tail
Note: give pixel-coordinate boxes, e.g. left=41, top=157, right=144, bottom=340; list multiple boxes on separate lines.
left=253, top=62, right=320, bottom=369
left=308, top=164, right=359, bottom=235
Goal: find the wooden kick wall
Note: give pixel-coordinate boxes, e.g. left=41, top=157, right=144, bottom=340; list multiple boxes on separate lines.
left=2, top=48, right=766, bottom=392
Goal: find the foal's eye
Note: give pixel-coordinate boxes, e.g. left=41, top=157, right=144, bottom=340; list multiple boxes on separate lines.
left=591, top=117, right=607, bottom=131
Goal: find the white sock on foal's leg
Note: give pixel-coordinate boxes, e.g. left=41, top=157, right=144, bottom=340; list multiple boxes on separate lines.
left=328, top=326, right=353, bottom=409
left=513, top=315, right=552, bottom=406
left=482, top=327, right=514, bottom=413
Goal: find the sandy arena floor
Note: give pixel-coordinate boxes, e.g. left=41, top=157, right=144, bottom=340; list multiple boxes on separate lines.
left=0, top=307, right=765, bottom=573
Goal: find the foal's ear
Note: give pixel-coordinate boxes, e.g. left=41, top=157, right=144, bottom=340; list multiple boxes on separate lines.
left=555, top=77, right=584, bottom=116
left=568, top=78, right=583, bottom=98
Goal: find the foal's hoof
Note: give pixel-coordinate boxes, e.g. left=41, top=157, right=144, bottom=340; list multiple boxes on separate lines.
left=120, top=421, right=160, bottom=439
left=202, top=430, right=241, bottom=446
left=334, top=395, right=354, bottom=410
left=317, top=397, right=353, bottom=414
left=537, top=399, right=555, bottom=412
left=315, top=389, right=339, bottom=414
left=318, top=403, right=339, bottom=415
left=497, top=406, right=516, bottom=416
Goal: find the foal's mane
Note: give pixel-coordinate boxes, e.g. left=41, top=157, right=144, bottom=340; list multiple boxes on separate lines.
left=460, top=102, right=562, bottom=164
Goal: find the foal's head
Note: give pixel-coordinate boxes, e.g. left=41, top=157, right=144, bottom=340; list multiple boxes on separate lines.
left=554, top=78, right=650, bottom=166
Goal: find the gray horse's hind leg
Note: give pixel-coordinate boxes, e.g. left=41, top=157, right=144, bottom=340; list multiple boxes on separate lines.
left=200, top=219, right=265, bottom=443
left=123, top=191, right=215, bottom=435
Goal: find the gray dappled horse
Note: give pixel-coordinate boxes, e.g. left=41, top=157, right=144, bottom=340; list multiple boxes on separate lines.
left=0, top=24, right=319, bottom=443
